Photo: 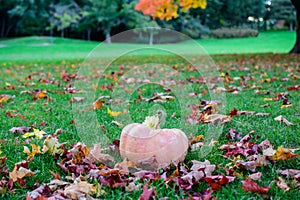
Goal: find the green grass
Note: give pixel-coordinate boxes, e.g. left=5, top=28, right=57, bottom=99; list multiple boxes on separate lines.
left=0, top=31, right=296, bottom=61
left=0, top=53, right=299, bottom=199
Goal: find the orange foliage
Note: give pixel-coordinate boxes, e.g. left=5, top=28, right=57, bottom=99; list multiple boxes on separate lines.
left=135, top=0, right=207, bottom=21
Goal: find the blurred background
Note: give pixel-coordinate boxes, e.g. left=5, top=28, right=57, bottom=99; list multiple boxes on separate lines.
left=0, top=0, right=296, bottom=42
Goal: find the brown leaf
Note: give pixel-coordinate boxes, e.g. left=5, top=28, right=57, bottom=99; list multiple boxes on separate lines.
left=64, top=181, right=96, bottom=199
left=87, top=143, right=114, bottom=163
left=9, top=166, right=35, bottom=182
left=274, top=115, right=293, bottom=126
left=276, top=177, right=290, bottom=191
left=49, top=170, right=61, bottom=179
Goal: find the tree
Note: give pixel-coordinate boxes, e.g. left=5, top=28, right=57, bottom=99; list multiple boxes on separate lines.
left=89, top=0, right=121, bottom=43
left=48, top=2, right=81, bottom=38
left=0, top=0, right=17, bottom=38
left=290, top=0, right=300, bottom=53
left=6, top=0, right=51, bottom=37
left=135, top=0, right=207, bottom=21
left=270, top=0, right=296, bottom=31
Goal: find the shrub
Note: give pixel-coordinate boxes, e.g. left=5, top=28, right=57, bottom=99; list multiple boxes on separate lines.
left=211, top=28, right=259, bottom=38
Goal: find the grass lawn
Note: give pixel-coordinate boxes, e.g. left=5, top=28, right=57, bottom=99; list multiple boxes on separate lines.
left=0, top=31, right=296, bottom=61
left=0, top=32, right=299, bottom=199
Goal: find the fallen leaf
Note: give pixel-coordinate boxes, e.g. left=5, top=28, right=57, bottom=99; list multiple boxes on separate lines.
left=241, top=180, right=269, bottom=194
left=69, top=97, right=84, bottom=103
left=87, top=143, right=114, bottom=163
left=248, top=172, right=262, bottom=181
left=9, top=126, right=31, bottom=134
left=276, top=177, right=290, bottom=191
left=140, top=183, right=155, bottom=200
left=64, top=181, right=96, bottom=199
left=274, top=115, right=293, bottom=126
left=278, top=169, right=300, bottom=180
left=9, top=166, right=35, bottom=182
left=23, top=129, right=46, bottom=139
left=270, top=146, right=298, bottom=161
left=23, top=144, right=41, bottom=157
left=112, top=120, right=124, bottom=127
left=107, top=108, right=126, bottom=117
left=93, top=99, right=103, bottom=109
left=42, top=135, right=63, bottom=155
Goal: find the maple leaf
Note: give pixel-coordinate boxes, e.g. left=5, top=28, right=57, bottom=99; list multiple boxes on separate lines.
left=23, top=129, right=47, bottom=139
left=241, top=180, right=269, bottom=194
left=23, top=144, right=41, bottom=157
left=205, top=175, right=235, bottom=191
left=63, top=181, right=97, bottom=199
left=270, top=146, right=298, bottom=161
left=9, top=166, right=35, bottom=182
left=140, top=183, right=156, bottom=200
left=42, top=135, right=64, bottom=155
left=70, top=143, right=90, bottom=164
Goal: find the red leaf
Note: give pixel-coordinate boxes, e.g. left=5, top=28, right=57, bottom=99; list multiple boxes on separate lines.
left=140, top=183, right=155, bottom=200
left=241, top=180, right=269, bottom=194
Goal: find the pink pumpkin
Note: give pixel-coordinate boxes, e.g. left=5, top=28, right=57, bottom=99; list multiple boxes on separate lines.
left=119, top=111, right=188, bottom=169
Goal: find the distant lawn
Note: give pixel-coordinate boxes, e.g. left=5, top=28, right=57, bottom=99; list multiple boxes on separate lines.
left=0, top=31, right=296, bottom=62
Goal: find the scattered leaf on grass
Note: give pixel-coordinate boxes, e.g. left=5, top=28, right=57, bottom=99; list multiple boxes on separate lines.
left=270, top=146, right=298, bottom=161
left=9, top=166, right=35, bottom=182
left=23, top=129, right=46, bottom=139
left=107, top=108, right=126, bottom=117
left=63, top=181, right=96, bottom=199
left=274, top=115, right=293, bottom=126
left=276, top=177, right=290, bottom=191
left=140, top=183, right=156, bottom=200
left=248, top=172, right=262, bottom=181
left=241, top=180, right=269, bottom=194
left=42, top=135, right=63, bottom=155
left=9, top=126, right=31, bottom=134
left=23, top=144, right=41, bottom=157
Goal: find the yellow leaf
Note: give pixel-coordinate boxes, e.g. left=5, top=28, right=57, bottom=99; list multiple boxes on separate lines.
left=281, top=104, right=292, bottom=108
left=23, top=128, right=46, bottom=139
left=263, top=98, right=273, bottom=101
left=23, top=144, right=41, bottom=157
left=107, top=108, right=126, bottom=117
left=271, top=146, right=298, bottom=161
left=42, top=135, right=63, bottom=155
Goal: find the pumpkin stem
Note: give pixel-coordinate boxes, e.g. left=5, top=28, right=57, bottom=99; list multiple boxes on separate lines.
left=156, top=110, right=166, bottom=128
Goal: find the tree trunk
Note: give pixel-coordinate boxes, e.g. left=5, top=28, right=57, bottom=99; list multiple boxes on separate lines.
left=5, top=24, right=13, bottom=38
left=105, top=31, right=111, bottom=44
left=87, top=28, right=91, bottom=41
left=149, top=29, right=153, bottom=46
left=1, top=18, right=5, bottom=38
left=290, top=0, right=300, bottom=54
left=290, top=21, right=293, bottom=31
left=50, top=29, right=54, bottom=44
left=61, top=29, right=64, bottom=38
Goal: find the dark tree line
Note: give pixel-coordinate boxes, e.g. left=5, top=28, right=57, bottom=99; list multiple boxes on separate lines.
left=0, top=0, right=298, bottom=53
